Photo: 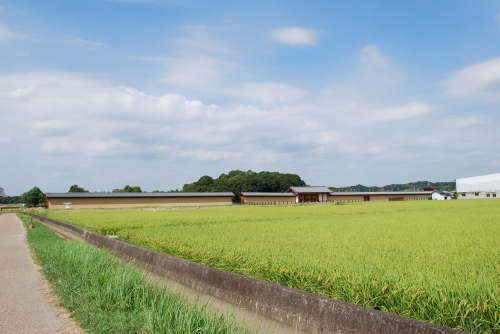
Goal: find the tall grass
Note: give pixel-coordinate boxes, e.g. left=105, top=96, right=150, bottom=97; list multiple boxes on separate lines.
left=46, top=200, right=500, bottom=333
left=21, top=215, right=251, bottom=334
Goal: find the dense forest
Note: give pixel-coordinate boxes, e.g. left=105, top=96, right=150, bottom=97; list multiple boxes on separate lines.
left=182, top=170, right=306, bottom=202
left=330, top=181, right=455, bottom=192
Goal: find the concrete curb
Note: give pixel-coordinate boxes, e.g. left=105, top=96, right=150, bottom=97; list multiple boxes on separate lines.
left=26, top=213, right=468, bottom=334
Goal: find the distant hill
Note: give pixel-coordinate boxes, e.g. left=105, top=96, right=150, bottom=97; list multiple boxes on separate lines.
left=330, top=181, right=455, bottom=192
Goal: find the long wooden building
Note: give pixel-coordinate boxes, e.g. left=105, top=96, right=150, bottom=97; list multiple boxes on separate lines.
left=327, top=191, right=432, bottom=202
left=45, top=192, right=234, bottom=209
left=45, top=188, right=433, bottom=209
left=240, top=188, right=432, bottom=205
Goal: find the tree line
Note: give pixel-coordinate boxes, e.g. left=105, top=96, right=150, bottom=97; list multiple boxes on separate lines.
left=182, top=170, right=306, bottom=202
left=330, top=181, right=456, bottom=192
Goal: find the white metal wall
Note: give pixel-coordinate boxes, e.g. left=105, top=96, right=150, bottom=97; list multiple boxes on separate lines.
left=456, top=173, right=500, bottom=192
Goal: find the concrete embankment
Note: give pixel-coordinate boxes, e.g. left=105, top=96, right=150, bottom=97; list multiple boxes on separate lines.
left=27, top=213, right=469, bottom=334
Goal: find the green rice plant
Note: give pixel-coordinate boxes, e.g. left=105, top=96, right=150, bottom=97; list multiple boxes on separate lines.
left=46, top=200, right=500, bottom=333
left=22, top=216, right=251, bottom=334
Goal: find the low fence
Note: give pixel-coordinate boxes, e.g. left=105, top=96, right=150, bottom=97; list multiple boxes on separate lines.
left=26, top=213, right=467, bottom=334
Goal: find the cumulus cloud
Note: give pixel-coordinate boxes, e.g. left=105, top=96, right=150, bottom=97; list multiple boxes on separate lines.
left=1, top=62, right=499, bottom=194
left=445, top=57, right=500, bottom=104
left=270, top=27, right=318, bottom=46
left=0, top=72, right=327, bottom=164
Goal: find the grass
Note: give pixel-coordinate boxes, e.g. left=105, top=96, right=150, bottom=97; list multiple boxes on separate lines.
left=19, top=214, right=251, bottom=334
left=45, top=200, right=500, bottom=333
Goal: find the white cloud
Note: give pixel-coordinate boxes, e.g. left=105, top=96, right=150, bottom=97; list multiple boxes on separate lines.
left=270, top=27, right=318, bottom=46
left=442, top=115, right=487, bottom=128
left=6, top=86, right=34, bottom=99
left=0, top=24, right=23, bottom=39
left=41, top=139, right=75, bottom=154
left=1, top=54, right=499, bottom=194
left=369, top=101, right=433, bottom=122
left=177, top=149, right=239, bottom=161
left=445, top=57, right=500, bottom=104
left=359, top=44, right=402, bottom=86
left=163, top=56, right=240, bottom=88
left=0, top=72, right=320, bottom=162
left=64, top=38, right=105, bottom=47
left=161, top=55, right=306, bottom=104
left=176, top=25, right=233, bottom=54
left=229, top=82, right=307, bottom=105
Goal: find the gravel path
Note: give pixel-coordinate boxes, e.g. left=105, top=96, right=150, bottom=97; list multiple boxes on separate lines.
left=0, top=213, right=70, bottom=333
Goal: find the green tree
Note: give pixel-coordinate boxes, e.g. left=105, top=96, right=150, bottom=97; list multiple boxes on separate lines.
left=68, top=185, right=89, bottom=193
left=195, top=175, right=215, bottom=192
left=113, top=185, right=143, bottom=193
left=21, top=187, right=46, bottom=208
left=180, top=170, right=306, bottom=199
left=0, top=187, right=5, bottom=202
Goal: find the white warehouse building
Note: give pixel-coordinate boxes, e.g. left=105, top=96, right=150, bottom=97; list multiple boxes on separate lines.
left=456, top=173, right=500, bottom=199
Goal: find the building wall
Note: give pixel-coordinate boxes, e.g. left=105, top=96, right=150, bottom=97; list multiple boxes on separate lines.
left=47, top=196, right=233, bottom=209
left=241, top=196, right=295, bottom=205
left=458, top=192, right=499, bottom=200
left=432, top=193, right=452, bottom=200
left=327, top=195, right=364, bottom=202
left=328, top=194, right=430, bottom=202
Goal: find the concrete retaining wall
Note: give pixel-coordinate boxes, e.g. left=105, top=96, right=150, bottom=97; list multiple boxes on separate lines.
left=27, top=213, right=467, bottom=334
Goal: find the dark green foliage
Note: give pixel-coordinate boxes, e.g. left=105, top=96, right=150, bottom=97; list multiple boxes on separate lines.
left=21, top=187, right=46, bottom=208
left=182, top=170, right=306, bottom=202
left=0, top=187, right=5, bottom=201
left=0, top=195, right=21, bottom=205
left=112, top=185, right=143, bottom=193
left=68, top=185, right=89, bottom=193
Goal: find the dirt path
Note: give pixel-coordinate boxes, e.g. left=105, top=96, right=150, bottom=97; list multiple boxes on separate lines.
left=0, top=213, right=82, bottom=334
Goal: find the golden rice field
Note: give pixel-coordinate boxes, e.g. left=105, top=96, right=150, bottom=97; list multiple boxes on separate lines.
left=45, top=200, right=500, bottom=333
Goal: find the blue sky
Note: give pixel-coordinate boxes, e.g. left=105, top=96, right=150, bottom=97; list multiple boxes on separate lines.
left=1, top=0, right=500, bottom=195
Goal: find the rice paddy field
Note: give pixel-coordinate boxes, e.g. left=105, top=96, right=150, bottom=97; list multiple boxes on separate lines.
left=45, top=200, right=500, bottom=333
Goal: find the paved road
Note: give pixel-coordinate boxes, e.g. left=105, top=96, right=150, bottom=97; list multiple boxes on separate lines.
left=0, top=213, right=67, bottom=333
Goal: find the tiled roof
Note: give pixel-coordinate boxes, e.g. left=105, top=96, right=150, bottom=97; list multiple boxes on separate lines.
left=240, top=192, right=296, bottom=197
left=46, top=192, right=234, bottom=198
left=288, top=186, right=332, bottom=194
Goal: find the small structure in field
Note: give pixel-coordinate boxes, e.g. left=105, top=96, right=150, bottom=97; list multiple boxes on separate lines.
left=431, top=191, right=453, bottom=200
left=0, top=206, right=21, bottom=211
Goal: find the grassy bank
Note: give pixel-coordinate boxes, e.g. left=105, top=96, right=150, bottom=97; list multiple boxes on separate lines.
left=20, top=215, right=250, bottom=334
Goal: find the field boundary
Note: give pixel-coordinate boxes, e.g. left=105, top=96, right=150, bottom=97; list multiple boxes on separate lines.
left=26, top=213, right=468, bottom=334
